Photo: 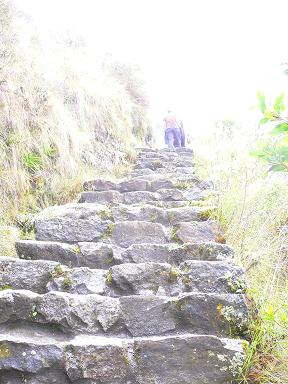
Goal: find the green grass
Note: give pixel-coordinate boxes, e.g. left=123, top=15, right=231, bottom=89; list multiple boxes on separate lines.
left=194, top=128, right=288, bottom=383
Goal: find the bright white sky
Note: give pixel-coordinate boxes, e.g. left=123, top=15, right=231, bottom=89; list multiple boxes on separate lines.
left=15, top=0, right=288, bottom=134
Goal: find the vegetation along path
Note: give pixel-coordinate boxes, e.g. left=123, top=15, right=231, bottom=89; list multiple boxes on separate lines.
left=0, top=148, right=249, bottom=383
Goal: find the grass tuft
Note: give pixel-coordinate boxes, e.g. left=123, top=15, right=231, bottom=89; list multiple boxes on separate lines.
left=194, top=124, right=288, bottom=383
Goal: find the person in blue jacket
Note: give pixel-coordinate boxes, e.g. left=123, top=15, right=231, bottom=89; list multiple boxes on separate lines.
left=163, top=110, right=185, bottom=149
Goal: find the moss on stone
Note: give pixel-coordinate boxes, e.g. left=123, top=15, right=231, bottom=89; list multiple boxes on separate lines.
left=102, top=223, right=116, bottom=239
left=63, top=276, right=72, bottom=290
left=50, top=264, right=64, bottom=278
left=170, top=226, right=182, bottom=244
left=0, top=284, right=12, bottom=291
left=169, top=267, right=180, bottom=282
left=98, top=209, right=113, bottom=221
left=0, top=343, right=11, bottom=358
left=106, top=270, right=113, bottom=285
left=71, top=244, right=81, bottom=254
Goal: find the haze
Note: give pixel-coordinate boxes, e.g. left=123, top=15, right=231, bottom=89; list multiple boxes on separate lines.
left=15, top=0, right=288, bottom=132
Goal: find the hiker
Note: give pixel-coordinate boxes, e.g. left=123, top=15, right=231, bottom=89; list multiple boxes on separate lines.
left=164, top=110, right=185, bottom=149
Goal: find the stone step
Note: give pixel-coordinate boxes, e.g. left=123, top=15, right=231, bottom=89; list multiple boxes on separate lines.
left=34, top=201, right=216, bottom=227
left=111, top=205, right=216, bottom=225
left=83, top=176, right=212, bottom=193
left=134, top=159, right=195, bottom=170
left=16, top=240, right=234, bottom=268
left=129, top=166, right=196, bottom=177
left=0, top=257, right=246, bottom=296
left=136, top=147, right=194, bottom=154
left=0, top=323, right=244, bottom=383
left=34, top=213, right=170, bottom=244
left=0, top=290, right=248, bottom=337
left=79, top=187, right=208, bottom=205
left=104, top=260, right=246, bottom=297
left=138, top=153, right=193, bottom=163
left=34, top=204, right=219, bottom=244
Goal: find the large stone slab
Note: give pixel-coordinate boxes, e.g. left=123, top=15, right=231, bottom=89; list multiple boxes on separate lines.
left=0, top=369, right=71, bottom=384
left=0, top=325, right=245, bottom=383
left=79, top=190, right=122, bottom=204
left=0, top=257, right=59, bottom=294
left=16, top=239, right=234, bottom=268
left=16, top=240, right=82, bottom=267
left=0, top=257, right=245, bottom=297
left=78, top=242, right=123, bottom=269
left=109, top=260, right=246, bottom=296
left=83, top=179, right=117, bottom=192
left=47, top=266, right=107, bottom=295
left=109, top=262, right=178, bottom=296
left=35, top=216, right=110, bottom=242
left=0, top=290, right=248, bottom=337
left=122, top=241, right=234, bottom=264
left=119, top=293, right=248, bottom=337
left=175, top=221, right=218, bottom=243
left=104, top=221, right=168, bottom=248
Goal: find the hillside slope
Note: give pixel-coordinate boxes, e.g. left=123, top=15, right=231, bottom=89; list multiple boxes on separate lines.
left=0, top=0, right=152, bottom=254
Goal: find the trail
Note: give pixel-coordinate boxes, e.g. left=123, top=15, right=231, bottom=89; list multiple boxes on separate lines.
left=0, top=148, right=248, bottom=383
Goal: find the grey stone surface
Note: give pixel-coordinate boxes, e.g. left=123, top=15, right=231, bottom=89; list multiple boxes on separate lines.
left=118, top=179, right=150, bottom=192
left=83, top=177, right=213, bottom=196
left=105, top=221, right=168, bottom=248
left=16, top=240, right=234, bottom=268
left=156, top=188, right=186, bottom=201
left=111, top=205, right=167, bottom=225
left=0, top=257, right=59, bottom=293
left=16, top=240, right=82, bottom=267
left=47, top=267, right=107, bottom=295
left=35, top=203, right=104, bottom=220
left=110, top=260, right=245, bottom=296
left=83, top=179, right=116, bottom=192
left=79, top=191, right=122, bottom=204
left=0, top=257, right=244, bottom=297
left=121, top=191, right=157, bottom=205
left=35, top=216, right=110, bottom=242
left=0, top=328, right=244, bottom=383
left=179, top=260, right=246, bottom=294
left=134, top=334, right=243, bottom=384
left=1, top=148, right=249, bottom=381
left=0, top=290, right=248, bottom=337
left=109, top=262, right=177, bottom=296
left=78, top=242, right=123, bottom=269
left=122, top=241, right=234, bottom=264
left=176, top=220, right=218, bottom=243
left=119, top=295, right=176, bottom=336
left=0, top=369, right=71, bottom=384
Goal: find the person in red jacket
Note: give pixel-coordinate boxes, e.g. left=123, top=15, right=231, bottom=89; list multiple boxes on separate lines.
left=163, top=110, right=185, bottom=149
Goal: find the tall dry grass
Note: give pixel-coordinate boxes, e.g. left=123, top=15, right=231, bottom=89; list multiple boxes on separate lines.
left=194, top=120, right=288, bottom=383
left=0, top=0, right=151, bottom=255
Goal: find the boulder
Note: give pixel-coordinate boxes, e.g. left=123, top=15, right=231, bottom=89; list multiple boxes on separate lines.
left=106, top=221, right=168, bottom=248
left=176, top=221, right=217, bottom=243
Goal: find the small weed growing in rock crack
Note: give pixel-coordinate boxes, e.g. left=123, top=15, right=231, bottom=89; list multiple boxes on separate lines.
left=98, top=209, right=113, bottom=221
left=182, top=275, right=190, bottom=286
left=102, top=223, right=115, bottom=239
left=174, top=181, right=191, bottom=190
left=0, top=284, right=12, bottom=290
left=71, top=244, right=81, bottom=254
left=106, top=270, right=113, bottom=284
left=169, top=267, right=180, bottom=282
left=63, top=276, right=72, bottom=290
left=170, top=226, right=182, bottom=244
left=50, top=264, right=63, bottom=278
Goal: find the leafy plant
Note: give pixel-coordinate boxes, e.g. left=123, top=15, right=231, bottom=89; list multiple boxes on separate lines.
left=43, top=145, right=57, bottom=158
left=252, top=92, right=288, bottom=172
left=23, top=152, right=42, bottom=172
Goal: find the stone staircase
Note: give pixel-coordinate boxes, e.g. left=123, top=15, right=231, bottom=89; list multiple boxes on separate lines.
left=0, top=148, right=248, bottom=383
